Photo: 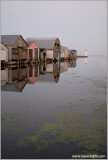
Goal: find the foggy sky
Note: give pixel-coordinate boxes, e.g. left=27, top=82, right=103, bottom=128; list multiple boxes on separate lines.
left=1, top=1, right=107, bottom=56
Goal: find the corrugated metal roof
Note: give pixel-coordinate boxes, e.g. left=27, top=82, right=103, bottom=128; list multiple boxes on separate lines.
left=1, top=35, right=20, bottom=45
left=26, top=37, right=59, bottom=49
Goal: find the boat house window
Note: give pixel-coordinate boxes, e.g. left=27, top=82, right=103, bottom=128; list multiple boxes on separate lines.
left=12, top=52, right=18, bottom=55
left=29, top=49, right=33, bottom=54
left=19, top=39, right=22, bottom=47
left=35, top=48, right=38, bottom=58
left=35, top=69, right=38, bottom=77
left=57, top=44, right=59, bottom=49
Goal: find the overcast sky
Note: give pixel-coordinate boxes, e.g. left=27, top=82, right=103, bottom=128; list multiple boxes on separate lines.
left=1, top=1, right=107, bottom=56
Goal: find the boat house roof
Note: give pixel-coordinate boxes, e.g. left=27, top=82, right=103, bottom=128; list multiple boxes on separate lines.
left=26, top=37, right=59, bottom=49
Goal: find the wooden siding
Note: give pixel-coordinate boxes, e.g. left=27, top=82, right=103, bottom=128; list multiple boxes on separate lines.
left=53, top=38, right=61, bottom=60
left=1, top=43, right=8, bottom=61
left=6, top=46, right=12, bottom=60
left=39, top=51, right=46, bottom=61
left=12, top=68, right=28, bottom=81
left=27, top=42, right=39, bottom=61
left=61, top=46, right=68, bottom=59
left=46, top=50, right=53, bottom=59
left=46, top=63, right=53, bottom=72
left=12, top=36, right=28, bottom=49
left=1, top=69, right=8, bottom=87
left=60, top=62, right=68, bottom=73
left=11, top=35, right=28, bottom=60
left=12, top=79, right=28, bottom=92
left=53, top=62, right=60, bottom=83
left=11, top=48, right=27, bottom=60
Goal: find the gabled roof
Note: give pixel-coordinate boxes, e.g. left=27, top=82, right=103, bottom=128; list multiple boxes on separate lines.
left=1, top=42, right=8, bottom=49
left=26, top=37, right=59, bottom=49
left=1, top=35, right=20, bottom=45
left=1, top=35, right=28, bottom=47
left=26, top=41, right=39, bottom=48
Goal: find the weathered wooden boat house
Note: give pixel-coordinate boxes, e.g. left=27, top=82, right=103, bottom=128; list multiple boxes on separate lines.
left=25, top=41, right=39, bottom=63
left=1, top=35, right=28, bottom=64
left=39, top=49, right=47, bottom=61
left=1, top=43, right=8, bottom=65
left=68, top=50, right=77, bottom=59
left=25, top=38, right=47, bottom=62
left=26, top=37, right=61, bottom=61
left=61, top=46, right=68, bottom=60
left=68, top=59, right=76, bottom=68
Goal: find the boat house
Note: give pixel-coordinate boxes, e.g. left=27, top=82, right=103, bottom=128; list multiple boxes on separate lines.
left=68, top=50, right=77, bottom=59
left=61, top=46, right=68, bottom=60
left=25, top=41, right=39, bottom=63
left=1, top=35, right=28, bottom=64
left=25, top=37, right=61, bottom=61
left=1, top=43, right=8, bottom=64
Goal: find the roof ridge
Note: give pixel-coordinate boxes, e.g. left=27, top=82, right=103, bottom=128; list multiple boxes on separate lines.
left=26, top=37, right=58, bottom=39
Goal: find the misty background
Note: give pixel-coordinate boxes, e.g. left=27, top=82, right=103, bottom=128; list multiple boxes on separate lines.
left=1, top=1, right=107, bottom=56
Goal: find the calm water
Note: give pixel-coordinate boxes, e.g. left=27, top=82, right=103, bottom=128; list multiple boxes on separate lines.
left=1, top=57, right=107, bottom=159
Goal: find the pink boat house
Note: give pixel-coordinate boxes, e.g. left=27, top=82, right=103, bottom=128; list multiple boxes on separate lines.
left=28, top=65, right=39, bottom=84
left=26, top=41, right=39, bottom=62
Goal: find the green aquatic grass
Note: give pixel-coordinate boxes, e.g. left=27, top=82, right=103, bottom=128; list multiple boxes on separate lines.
left=89, top=88, right=106, bottom=95
left=58, top=104, right=76, bottom=109
left=88, top=79, right=107, bottom=95
left=40, top=122, right=59, bottom=132
left=1, top=112, right=28, bottom=132
left=2, top=78, right=107, bottom=156
left=17, top=136, right=38, bottom=147
left=16, top=103, right=107, bottom=155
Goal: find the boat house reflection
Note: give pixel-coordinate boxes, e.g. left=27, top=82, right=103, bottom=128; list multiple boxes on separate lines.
left=68, top=59, right=76, bottom=68
left=1, top=66, right=28, bottom=92
left=1, top=68, right=8, bottom=87
left=60, top=61, right=68, bottom=73
left=28, top=64, right=39, bottom=84
left=38, top=62, right=60, bottom=83
left=1, top=59, right=76, bottom=92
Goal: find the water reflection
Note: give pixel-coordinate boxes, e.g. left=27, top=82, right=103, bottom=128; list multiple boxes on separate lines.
left=1, top=68, right=8, bottom=87
left=85, top=58, right=87, bottom=64
left=1, top=57, right=107, bottom=159
left=1, top=66, right=28, bottom=92
left=1, top=60, right=76, bottom=92
left=28, top=64, right=39, bottom=84
left=68, top=59, right=76, bottom=68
